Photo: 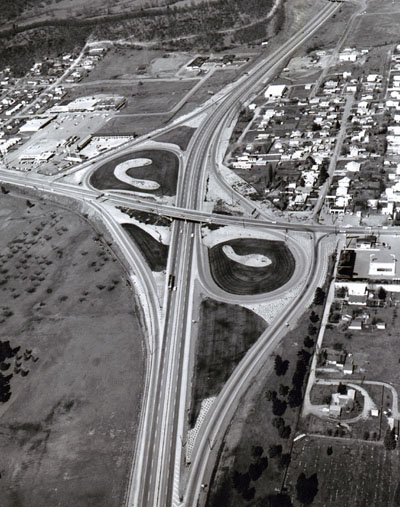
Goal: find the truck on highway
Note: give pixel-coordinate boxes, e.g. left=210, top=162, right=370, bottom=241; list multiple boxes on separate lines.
left=168, top=274, right=176, bottom=291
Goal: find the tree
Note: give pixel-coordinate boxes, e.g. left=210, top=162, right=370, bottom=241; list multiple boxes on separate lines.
left=308, top=324, right=317, bottom=336
left=309, top=311, right=319, bottom=323
left=242, top=487, right=256, bottom=501
left=272, top=397, right=287, bottom=416
left=327, top=446, right=333, bottom=456
left=288, top=387, right=303, bottom=408
left=378, top=287, right=387, bottom=301
left=269, top=444, right=282, bottom=458
left=337, top=383, right=347, bottom=395
left=274, top=355, right=289, bottom=376
left=296, top=472, right=319, bottom=505
left=249, top=462, right=263, bottom=481
left=384, top=428, right=397, bottom=450
left=279, top=453, right=291, bottom=469
left=279, top=424, right=291, bottom=439
left=251, top=445, right=264, bottom=459
left=232, top=471, right=250, bottom=493
left=304, top=336, right=315, bottom=349
left=264, top=493, right=293, bottom=507
left=279, top=384, right=289, bottom=396
left=265, top=390, right=277, bottom=401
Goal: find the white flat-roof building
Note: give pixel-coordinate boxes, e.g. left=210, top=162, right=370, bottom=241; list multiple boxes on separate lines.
left=264, top=84, right=286, bottom=99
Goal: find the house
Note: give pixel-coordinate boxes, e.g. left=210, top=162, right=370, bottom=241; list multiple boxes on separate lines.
left=376, top=321, right=386, bottom=330
left=346, top=161, right=361, bottom=172
left=329, top=388, right=356, bottom=416
left=348, top=319, right=362, bottom=330
left=343, top=356, right=354, bottom=375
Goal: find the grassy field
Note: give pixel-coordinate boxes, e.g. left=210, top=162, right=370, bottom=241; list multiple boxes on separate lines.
left=64, top=79, right=198, bottom=115
left=0, top=191, right=145, bottom=507
left=154, top=126, right=196, bottom=151
left=206, top=303, right=325, bottom=507
left=122, top=223, right=168, bottom=272
left=208, top=238, right=295, bottom=295
left=189, top=297, right=267, bottom=426
left=90, top=149, right=179, bottom=197
left=83, top=48, right=191, bottom=80
left=285, top=436, right=400, bottom=506
left=96, top=114, right=168, bottom=137
left=346, top=12, right=400, bottom=48
left=178, top=69, right=243, bottom=116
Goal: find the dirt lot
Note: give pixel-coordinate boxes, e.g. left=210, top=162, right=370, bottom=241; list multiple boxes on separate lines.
left=285, top=436, right=400, bottom=506
left=123, top=223, right=168, bottom=272
left=208, top=238, right=295, bottom=295
left=90, top=149, right=179, bottom=197
left=0, top=191, right=145, bottom=507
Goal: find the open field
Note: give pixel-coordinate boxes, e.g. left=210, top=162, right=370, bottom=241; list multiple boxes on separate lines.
left=0, top=191, right=145, bottom=507
left=96, top=114, right=167, bottom=137
left=122, top=223, right=168, bottom=272
left=189, top=297, right=267, bottom=426
left=285, top=436, right=400, bottom=506
left=90, top=149, right=179, bottom=197
left=208, top=238, right=295, bottom=295
left=154, top=126, right=196, bottom=151
left=296, top=2, right=356, bottom=55
left=207, top=303, right=325, bottom=507
left=83, top=48, right=191, bottom=80
left=346, top=12, right=400, bottom=48
left=64, top=79, right=198, bottom=115
left=178, top=69, right=242, bottom=117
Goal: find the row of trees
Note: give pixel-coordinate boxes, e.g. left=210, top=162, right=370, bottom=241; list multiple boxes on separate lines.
left=232, top=445, right=269, bottom=501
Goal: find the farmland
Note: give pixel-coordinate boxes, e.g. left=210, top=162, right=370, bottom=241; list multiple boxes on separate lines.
left=122, top=223, right=169, bottom=272
left=90, top=149, right=179, bottom=197
left=0, top=191, right=145, bottom=507
left=208, top=238, right=295, bottom=295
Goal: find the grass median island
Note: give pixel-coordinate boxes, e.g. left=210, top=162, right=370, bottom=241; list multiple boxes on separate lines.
left=154, top=126, right=196, bottom=151
left=0, top=192, right=145, bottom=507
left=208, top=238, right=295, bottom=295
left=122, top=223, right=168, bottom=272
left=90, top=149, right=179, bottom=196
left=189, top=298, right=267, bottom=427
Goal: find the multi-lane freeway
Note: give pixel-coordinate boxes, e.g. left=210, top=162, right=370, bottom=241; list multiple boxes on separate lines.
left=0, top=2, right=371, bottom=506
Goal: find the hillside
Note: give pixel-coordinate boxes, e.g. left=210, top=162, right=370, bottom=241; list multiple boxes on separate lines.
left=0, top=0, right=325, bottom=76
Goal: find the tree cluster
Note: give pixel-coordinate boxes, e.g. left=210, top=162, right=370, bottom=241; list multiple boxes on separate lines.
left=232, top=446, right=269, bottom=501
left=288, top=349, right=311, bottom=408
